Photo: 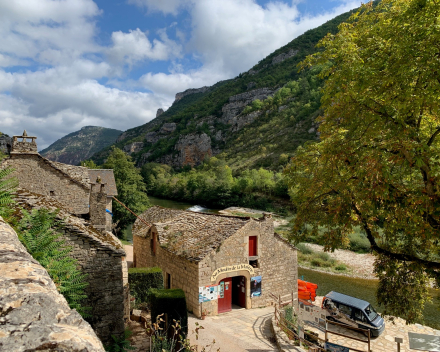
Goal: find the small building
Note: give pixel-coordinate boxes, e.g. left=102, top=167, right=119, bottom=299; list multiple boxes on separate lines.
left=133, top=206, right=298, bottom=317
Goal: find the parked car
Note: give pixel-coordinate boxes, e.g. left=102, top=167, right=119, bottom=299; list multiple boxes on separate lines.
left=322, top=291, right=385, bottom=337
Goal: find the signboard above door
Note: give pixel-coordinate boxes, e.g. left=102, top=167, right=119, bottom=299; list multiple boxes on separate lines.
left=211, top=264, right=255, bottom=282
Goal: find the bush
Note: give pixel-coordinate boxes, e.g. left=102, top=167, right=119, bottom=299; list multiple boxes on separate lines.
left=148, top=288, right=188, bottom=336
left=316, top=251, right=331, bottom=261
left=348, top=230, right=371, bottom=253
left=296, top=243, right=314, bottom=255
left=335, top=264, right=347, bottom=271
left=128, top=267, right=163, bottom=303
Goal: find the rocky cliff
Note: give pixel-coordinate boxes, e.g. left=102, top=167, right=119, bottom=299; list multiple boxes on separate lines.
left=41, top=126, right=122, bottom=165
left=0, top=133, right=11, bottom=155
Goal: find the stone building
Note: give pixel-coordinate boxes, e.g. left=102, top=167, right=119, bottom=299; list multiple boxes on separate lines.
left=133, top=206, right=297, bottom=317
left=1, top=131, right=126, bottom=344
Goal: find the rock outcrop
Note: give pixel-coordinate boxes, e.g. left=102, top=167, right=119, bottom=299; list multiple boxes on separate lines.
left=156, top=108, right=165, bottom=117
left=174, top=86, right=210, bottom=103
left=175, top=133, right=212, bottom=167
left=0, top=216, right=105, bottom=352
left=271, top=48, right=298, bottom=65
left=160, top=122, right=177, bottom=134
left=123, top=142, right=144, bottom=154
left=221, top=88, right=274, bottom=124
left=0, top=134, right=11, bottom=155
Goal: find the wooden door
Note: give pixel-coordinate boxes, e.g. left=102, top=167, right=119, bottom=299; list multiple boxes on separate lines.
left=218, top=277, right=232, bottom=313
left=238, top=277, right=246, bottom=307
left=249, top=236, right=257, bottom=256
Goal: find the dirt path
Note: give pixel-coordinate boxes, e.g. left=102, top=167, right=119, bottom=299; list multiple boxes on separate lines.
left=303, top=243, right=377, bottom=280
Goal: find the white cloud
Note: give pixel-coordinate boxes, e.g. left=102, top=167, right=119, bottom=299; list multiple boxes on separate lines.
left=108, top=28, right=182, bottom=65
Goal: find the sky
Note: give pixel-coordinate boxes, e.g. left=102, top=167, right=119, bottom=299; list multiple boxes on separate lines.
left=0, top=0, right=363, bottom=149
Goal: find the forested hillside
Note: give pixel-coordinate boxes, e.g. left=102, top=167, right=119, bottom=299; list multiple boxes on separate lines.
left=91, top=7, right=358, bottom=170
left=41, top=126, right=122, bottom=165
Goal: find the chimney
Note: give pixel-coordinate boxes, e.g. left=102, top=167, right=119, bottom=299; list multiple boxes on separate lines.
left=11, top=130, right=38, bottom=154
left=89, top=178, right=108, bottom=232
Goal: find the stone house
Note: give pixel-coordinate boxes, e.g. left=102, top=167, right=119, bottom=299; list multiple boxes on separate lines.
left=133, top=206, right=297, bottom=317
left=1, top=131, right=126, bottom=344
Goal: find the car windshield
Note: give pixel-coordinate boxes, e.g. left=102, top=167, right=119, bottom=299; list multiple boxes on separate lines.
left=364, top=304, right=378, bottom=321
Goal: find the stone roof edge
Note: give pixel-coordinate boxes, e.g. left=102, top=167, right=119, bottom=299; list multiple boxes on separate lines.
left=14, top=189, right=125, bottom=256
left=4, top=154, right=90, bottom=190
left=274, top=232, right=298, bottom=250
left=152, top=205, right=254, bottom=221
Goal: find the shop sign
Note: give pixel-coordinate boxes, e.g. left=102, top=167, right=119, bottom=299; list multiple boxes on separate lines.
left=210, top=264, right=255, bottom=281
left=199, top=285, right=218, bottom=302
left=251, top=276, right=262, bottom=297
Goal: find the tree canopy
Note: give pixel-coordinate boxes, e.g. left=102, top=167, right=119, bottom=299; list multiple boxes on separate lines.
left=103, top=147, right=150, bottom=235
left=285, top=0, right=440, bottom=323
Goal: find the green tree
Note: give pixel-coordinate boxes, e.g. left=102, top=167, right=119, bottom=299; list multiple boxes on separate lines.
left=104, top=147, right=150, bottom=235
left=81, top=160, right=100, bottom=169
left=0, top=168, right=17, bottom=221
left=286, top=0, right=440, bottom=323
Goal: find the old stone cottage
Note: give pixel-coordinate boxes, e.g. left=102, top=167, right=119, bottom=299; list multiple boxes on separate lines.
left=133, top=206, right=297, bottom=317
left=1, top=131, right=126, bottom=344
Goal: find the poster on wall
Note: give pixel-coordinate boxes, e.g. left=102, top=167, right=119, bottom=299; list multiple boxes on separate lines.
left=251, top=276, right=262, bottom=297
left=199, top=285, right=218, bottom=303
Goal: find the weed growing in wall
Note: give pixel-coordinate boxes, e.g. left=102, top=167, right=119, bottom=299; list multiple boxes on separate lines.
left=18, top=208, right=91, bottom=317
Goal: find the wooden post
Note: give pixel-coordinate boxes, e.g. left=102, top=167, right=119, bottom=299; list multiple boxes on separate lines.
left=325, top=320, right=328, bottom=345
left=367, top=329, right=371, bottom=352
left=395, top=337, right=403, bottom=352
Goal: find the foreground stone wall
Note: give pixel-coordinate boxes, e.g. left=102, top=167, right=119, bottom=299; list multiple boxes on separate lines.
left=0, top=216, right=105, bottom=352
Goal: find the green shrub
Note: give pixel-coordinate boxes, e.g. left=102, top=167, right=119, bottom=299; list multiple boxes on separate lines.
left=128, top=267, right=163, bottom=303
left=317, top=251, right=331, bottom=261
left=18, top=208, right=90, bottom=317
left=148, top=288, right=188, bottom=336
left=335, top=264, right=347, bottom=271
left=348, top=230, right=371, bottom=253
left=296, top=243, right=314, bottom=255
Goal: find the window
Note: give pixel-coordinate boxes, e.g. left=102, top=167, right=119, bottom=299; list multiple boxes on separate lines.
left=249, top=236, right=258, bottom=256
left=151, top=232, right=157, bottom=255
left=339, top=304, right=352, bottom=316
left=166, top=273, right=171, bottom=289
left=354, top=308, right=367, bottom=323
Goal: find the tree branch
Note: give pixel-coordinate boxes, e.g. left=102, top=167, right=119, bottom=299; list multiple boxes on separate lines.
left=427, top=126, right=440, bottom=146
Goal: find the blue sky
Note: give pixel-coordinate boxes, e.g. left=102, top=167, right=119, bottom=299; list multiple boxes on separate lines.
left=0, top=0, right=363, bottom=148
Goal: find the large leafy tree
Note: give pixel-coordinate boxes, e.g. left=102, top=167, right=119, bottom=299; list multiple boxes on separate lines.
left=104, top=147, right=150, bottom=235
left=285, top=0, right=440, bottom=323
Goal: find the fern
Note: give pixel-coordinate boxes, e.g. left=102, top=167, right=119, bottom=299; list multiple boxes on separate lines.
left=18, top=208, right=91, bottom=317
left=0, top=167, right=17, bottom=220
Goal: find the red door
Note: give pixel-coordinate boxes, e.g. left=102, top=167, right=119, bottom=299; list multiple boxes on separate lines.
left=218, top=278, right=232, bottom=313
left=249, top=236, right=257, bottom=256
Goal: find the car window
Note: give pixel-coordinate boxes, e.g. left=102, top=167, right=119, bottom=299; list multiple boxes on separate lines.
left=365, top=304, right=378, bottom=321
left=354, top=308, right=366, bottom=322
left=339, top=304, right=352, bottom=316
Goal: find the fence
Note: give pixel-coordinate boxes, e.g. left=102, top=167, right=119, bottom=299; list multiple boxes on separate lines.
left=271, top=293, right=372, bottom=352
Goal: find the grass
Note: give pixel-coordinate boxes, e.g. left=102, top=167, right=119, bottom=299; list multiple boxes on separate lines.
left=297, top=243, right=351, bottom=274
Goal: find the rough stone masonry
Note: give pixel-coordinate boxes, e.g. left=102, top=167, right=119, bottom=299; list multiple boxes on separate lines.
left=0, top=216, right=105, bottom=352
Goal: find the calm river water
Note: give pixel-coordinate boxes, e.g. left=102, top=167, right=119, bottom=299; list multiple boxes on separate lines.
left=129, top=196, right=440, bottom=330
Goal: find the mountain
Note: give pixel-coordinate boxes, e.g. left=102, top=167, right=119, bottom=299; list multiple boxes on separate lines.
left=91, top=8, right=357, bottom=171
left=40, top=126, right=122, bottom=165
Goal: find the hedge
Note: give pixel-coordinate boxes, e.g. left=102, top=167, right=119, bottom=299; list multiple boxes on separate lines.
left=148, top=288, right=188, bottom=336
left=128, top=267, right=163, bottom=303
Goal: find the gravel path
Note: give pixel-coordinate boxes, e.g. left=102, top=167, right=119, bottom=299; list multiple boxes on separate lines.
left=303, top=243, right=377, bottom=280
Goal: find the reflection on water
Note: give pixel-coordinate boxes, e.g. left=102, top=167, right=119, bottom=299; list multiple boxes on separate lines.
left=299, top=268, right=440, bottom=330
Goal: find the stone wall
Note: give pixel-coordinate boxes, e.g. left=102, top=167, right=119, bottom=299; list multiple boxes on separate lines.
left=0, top=134, right=11, bottom=155
left=133, top=233, right=200, bottom=314
left=3, top=154, right=90, bottom=214
left=60, top=226, right=125, bottom=345
left=0, top=216, right=105, bottom=352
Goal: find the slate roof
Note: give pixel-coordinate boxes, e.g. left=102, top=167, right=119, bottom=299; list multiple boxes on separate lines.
left=14, top=188, right=124, bottom=255
left=133, top=206, right=251, bottom=261
left=88, top=169, right=118, bottom=196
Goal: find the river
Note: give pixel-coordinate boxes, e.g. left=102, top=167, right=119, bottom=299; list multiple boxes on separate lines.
left=299, top=267, right=440, bottom=330
left=127, top=196, right=440, bottom=330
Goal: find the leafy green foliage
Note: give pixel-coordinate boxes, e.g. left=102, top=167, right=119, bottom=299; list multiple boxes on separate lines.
left=128, top=267, right=164, bottom=303
left=286, top=0, right=440, bottom=323
left=0, top=168, right=17, bottom=221
left=141, top=157, right=290, bottom=212
left=103, top=147, right=150, bottom=235
left=18, top=208, right=90, bottom=317
left=148, top=288, right=188, bottom=336
left=81, top=160, right=100, bottom=169
left=105, top=329, right=135, bottom=352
